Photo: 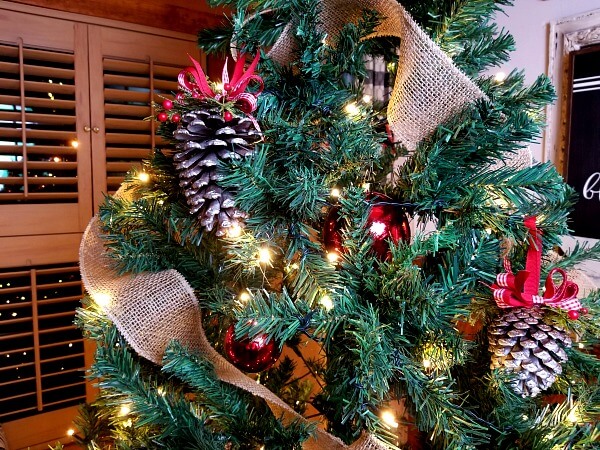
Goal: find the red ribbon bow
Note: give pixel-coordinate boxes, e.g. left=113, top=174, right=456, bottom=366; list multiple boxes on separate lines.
left=177, top=52, right=263, bottom=127
left=491, top=217, right=581, bottom=313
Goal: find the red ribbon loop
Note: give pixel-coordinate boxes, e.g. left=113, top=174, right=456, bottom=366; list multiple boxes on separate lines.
left=177, top=53, right=262, bottom=115
left=491, top=217, right=582, bottom=313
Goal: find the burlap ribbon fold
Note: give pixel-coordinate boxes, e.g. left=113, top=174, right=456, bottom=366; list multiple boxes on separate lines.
left=265, top=0, right=487, bottom=151
left=79, top=187, right=389, bottom=450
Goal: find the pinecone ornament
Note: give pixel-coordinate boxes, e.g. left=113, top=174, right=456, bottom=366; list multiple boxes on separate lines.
left=488, top=307, right=572, bottom=397
left=173, top=106, right=261, bottom=236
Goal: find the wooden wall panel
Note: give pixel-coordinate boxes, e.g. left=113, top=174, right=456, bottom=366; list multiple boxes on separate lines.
left=4, top=0, right=228, bottom=35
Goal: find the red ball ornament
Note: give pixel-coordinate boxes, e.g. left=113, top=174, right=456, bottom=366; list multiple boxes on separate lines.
left=157, top=112, right=168, bottom=122
left=223, top=324, right=281, bottom=373
left=580, top=307, right=589, bottom=315
left=568, top=310, right=580, bottom=320
left=323, top=193, right=411, bottom=260
left=162, top=99, right=173, bottom=110
left=171, top=113, right=181, bottom=123
left=367, top=197, right=411, bottom=260
left=224, top=83, right=232, bottom=91
left=223, top=111, right=234, bottom=122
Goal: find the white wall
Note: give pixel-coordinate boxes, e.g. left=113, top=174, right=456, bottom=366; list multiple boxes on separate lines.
left=493, top=0, right=600, bottom=285
left=491, top=0, right=600, bottom=161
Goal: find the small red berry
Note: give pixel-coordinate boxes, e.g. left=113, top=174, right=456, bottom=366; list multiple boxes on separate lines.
left=157, top=112, right=168, bottom=122
left=224, top=83, right=231, bottom=91
left=567, top=310, right=580, bottom=320
left=175, top=92, right=185, bottom=103
left=223, top=111, right=233, bottom=121
left=171, top=113, right=181, bottom=123
left=162, top=99, right=173, bottom=110
left=580, top=307, right=589, bottom=315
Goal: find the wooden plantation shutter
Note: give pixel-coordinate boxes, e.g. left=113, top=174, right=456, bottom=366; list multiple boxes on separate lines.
left=88, top=24, right=202, bottom=207
left=0, top=5, right=203, bottom=445
left=0, top=44, right=78, bottom=202
left=102, top=58, right=181, bottom=194
left=0, top=264, right=84, bottom=422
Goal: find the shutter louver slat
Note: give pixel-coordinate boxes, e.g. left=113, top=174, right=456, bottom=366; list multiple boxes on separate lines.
left=0, top=263, right=85, bottom=422
left=0, top=42, right=78, bottom=204
left=103, top=57, right=179, bottom=192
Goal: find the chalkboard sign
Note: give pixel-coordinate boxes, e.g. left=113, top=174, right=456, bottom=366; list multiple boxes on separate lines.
left=566, top=45, right=600, bottom=239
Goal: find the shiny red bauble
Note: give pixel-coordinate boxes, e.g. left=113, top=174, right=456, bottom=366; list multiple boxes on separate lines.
left=223, top=111, right=234, bottom=122
left=223, top=324, right=281, bottom=373
left=171, top=113, right=181, bottom=123
left=157, top=112, right=168, bottom=122
left=162, top=99, right=173, bottom=110
left=323, top=193, right=411, bottom=260
left=567, top=310, right=580, bottom=320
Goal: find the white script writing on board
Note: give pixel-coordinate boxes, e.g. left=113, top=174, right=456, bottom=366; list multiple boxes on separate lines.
left=583, top=172, right=600, bottom=200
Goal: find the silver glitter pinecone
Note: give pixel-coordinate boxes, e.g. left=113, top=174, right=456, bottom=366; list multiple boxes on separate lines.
left=488, top=307, right=572, bottom=397
left=173, top=107, right=261, bottom=236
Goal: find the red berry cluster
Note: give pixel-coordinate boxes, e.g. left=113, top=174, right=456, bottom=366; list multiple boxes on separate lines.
left=156, top=99, right=181, bottom=123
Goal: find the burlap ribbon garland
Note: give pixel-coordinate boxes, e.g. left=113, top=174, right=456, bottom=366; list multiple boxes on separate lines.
left=261, top=0, right=487, bottom=151
left=79, top=186, right=389, bottom=450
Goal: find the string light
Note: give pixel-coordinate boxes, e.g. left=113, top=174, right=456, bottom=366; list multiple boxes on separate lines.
left=330, top=187, right=341, bottom=198
left=70, top=139, right=79, bottom=149
left=258, top=247, right=272, bottom=264
left=138, top=172, right=150, bottom=183
left=494, top=71, right=507, bottom=83
left=578, top=342, right=584, bottom=349
left=320, top=294, right=334, bottom=311
left=344, top=102, right=360, bottom=116
left=422, top=358, right=432, bottom=369
left=93, top=292, right=112, bottom=307
left=362, top=94, right=372, bottom=103
left=380, top=410, right=399, bottom=428
left=227, top=224, right=243, bottom=238
left=214, top=82, right=224, bottom=92
left=67, top=429, right=75, bottom=436
left=239, top=291, right=251, bottom=303
left=326, top=251, right=339, bottom=263
left=567, top=407, right=580, bottom=424
left=119, top=404, right=131, bottom=416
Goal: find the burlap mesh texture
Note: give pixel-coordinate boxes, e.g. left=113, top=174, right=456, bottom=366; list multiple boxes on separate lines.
left=267, top=0, right=487, bottom=151
left=79, top=185, right=387, bottom=450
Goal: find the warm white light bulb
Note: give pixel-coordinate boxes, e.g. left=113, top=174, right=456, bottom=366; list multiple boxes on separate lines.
left=138, top=172, right=150, bottom=183
left=494, top=71, right=507, bottom=83
left=326, top=251, right=339, bottom=263
left=93, top=292, right=112, bottom=307
left=422, top=358, right=432, bottom=369
left=67, top=428, right=75, bottom=436
left=567, top=408, right=579, bottom=424
left=362, top=94, right=372, bottom=103
left=227, top=224, right=243, bottom=238
left=320, top=295, right=334, bottom=311
left=214, top=82, right=224, bottom=92
left=344, top=102, right=360, bottom=116
left=239, top=291, right=251, bottom=302
left=258, top=247, right=272, bottom=264
left=330, top=187, right=341, bottom=198
left=380, top=410, right=399, bottom=428
left=119, top=404, right=131, bottom=416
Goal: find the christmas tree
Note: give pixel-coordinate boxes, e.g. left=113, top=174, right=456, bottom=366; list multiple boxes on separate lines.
left=73, top=0, right=600, bottom=448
